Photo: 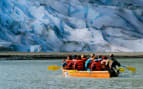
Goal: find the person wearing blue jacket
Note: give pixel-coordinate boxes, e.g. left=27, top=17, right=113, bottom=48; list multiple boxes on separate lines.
left=85, top=53, right=95, bottom=71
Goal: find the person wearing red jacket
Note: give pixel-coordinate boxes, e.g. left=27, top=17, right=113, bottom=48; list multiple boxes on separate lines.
left=73, top=55, right=84, bottom=70
left=81, top=54, right=88, bottom=62
left=63, top=55, right=73, bottom=70
left=91, top=57, right=102, bottom=71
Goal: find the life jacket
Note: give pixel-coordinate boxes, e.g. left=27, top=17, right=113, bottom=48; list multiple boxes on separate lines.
left=81, top=58, right=88, bottom=69
left=101, top=59, right=107, bottom=65
left=102, top=56, right=106, bottom=60
left=66, top=60, right=74, bottom=69
left=91, top=61, right=101, bottom=71
left=91, top=62, right=96, bottom=71
left=73, top=60, right=84, bottom=70
left=81, top=58, right=88, bottom=62
left=101, top=60, right=108, bottom=70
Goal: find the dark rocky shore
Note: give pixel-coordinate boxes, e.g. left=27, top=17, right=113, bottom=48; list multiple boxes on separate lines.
left=0, top=52, right=143, bottom=60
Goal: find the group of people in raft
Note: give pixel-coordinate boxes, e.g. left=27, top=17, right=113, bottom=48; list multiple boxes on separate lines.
left=63, top=54, right=121, bottom=77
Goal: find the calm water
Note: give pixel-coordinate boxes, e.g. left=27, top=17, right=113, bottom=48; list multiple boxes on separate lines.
left=0, top=58, right=143, bottom=89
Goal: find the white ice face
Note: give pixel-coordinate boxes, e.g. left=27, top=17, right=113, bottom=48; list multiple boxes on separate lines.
left=0, top=0, right=143, bottom=52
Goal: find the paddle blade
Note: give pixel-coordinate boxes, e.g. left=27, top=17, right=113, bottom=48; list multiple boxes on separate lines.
left=126, top=67, right=136, bottom=72
left=118, top=68, right=125, bottom=72
left=48, top=65, right=56, bottom=70
left=48, top=65, right=61, bottom=71
left=52, top=66, right=61, bottom=71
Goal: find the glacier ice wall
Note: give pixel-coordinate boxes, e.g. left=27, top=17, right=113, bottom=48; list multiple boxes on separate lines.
left=0, top=0, right=143, bottom=52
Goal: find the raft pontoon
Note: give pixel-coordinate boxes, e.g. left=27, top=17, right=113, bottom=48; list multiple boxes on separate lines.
left=62, top=69, right=112, bottom=78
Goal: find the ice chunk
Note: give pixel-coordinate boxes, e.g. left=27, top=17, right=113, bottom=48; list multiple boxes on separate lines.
left=30, top=45, right=41, bottom=52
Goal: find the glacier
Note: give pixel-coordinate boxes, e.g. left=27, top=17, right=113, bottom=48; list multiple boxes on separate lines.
left=0, top=0, right=143, bottom=52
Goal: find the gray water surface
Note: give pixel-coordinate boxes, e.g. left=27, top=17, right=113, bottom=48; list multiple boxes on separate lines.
left=0, top=58, right=143, bottom=89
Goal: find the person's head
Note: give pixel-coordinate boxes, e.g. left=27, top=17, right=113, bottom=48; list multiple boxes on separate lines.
left=98, top=55, right=102, bottom=58
left=67, top=55, right=72, bottom=60
left=76, top=55, right=81, bottom=60
left=109, top=54, right=114, bottom=58
left=81, top=54, right=85, bottom=58
left=102, top=56, right=107, bottom=60
left=90, top=53, right=95, bottom=58
left=73, top=55, right=77, bottom=59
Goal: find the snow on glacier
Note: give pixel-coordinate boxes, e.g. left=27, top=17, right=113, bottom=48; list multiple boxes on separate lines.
left=0, top=0, right=143, bottom=52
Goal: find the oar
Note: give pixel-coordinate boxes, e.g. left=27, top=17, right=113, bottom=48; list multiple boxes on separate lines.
left=117, top=67, right=125, bottom=72
left=122, top=66, right=136, bottom=72
left=126, top=66, right=136, bottom=72
left=48, top=65, right=61, bottom=71
left=117, top=66, right=136, bottom=73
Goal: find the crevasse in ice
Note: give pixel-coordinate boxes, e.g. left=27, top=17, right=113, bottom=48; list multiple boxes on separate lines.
left=0, top=0, right=143, bottom=52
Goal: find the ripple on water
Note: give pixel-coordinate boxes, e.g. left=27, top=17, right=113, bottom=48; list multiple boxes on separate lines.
left=0, top=59, right=142, bottom=89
